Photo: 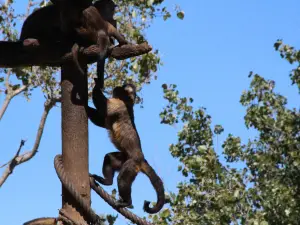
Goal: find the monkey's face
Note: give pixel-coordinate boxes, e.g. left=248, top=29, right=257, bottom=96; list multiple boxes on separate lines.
left=113, top=84, right=136, bottom=104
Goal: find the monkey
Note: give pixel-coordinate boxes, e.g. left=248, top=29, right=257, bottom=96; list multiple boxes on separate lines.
left=69, top=0, right=128, bottom=84
left=19, top=0, right=127, bottom=86
left=85, top=78, right=165, bottom=214
left=19, top=0, right=89, bottom=46
left=19, top=3, right=62, bottom=47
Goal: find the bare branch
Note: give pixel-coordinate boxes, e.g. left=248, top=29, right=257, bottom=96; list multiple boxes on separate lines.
left=0, top=82, right=28, bottom=121
left=0, top=140, right=25, bottom=186
left=0, top=98, right=57, bottom=187
left=4, top=70, right=10, bottom=90
left=0, top=41, right=152, bottom=67
left=0, top=95, right=11, bottom=121
left=12, top=85, right=28, bottom=96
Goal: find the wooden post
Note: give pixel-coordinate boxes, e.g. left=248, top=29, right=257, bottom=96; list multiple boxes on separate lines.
left=61, top=62, right=90, bottom=224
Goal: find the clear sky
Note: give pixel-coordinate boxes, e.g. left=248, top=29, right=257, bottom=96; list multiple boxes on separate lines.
left=1, top=0, right=300, bottom=224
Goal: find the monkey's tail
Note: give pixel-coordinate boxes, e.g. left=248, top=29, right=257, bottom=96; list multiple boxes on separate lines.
left=96, top=30, right=110, bottom=89
left=72, top=43, right=85, bottom=75
left=141, top=160, right=165, bottom=214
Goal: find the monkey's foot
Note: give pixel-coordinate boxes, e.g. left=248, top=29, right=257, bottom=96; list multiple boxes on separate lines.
left=23, top=38, right=40, bottom=47
left=118, top=40, right=129, bottom=46
left=90, top=173, right=112, bottom=186
left=115, top=199, right=133, bottom=209
left=127, top=204, right=134, bottom=209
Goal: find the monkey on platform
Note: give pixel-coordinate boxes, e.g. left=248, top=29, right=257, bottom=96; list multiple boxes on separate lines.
left=19, top=0, right=127, bottom=84
left=67, top=0, right=128, bottom=78
left=19, top=3, right=62, bottom=47
left=86, top=79, right=165, bottom=214
left=19, top=0, right=89, bottom=46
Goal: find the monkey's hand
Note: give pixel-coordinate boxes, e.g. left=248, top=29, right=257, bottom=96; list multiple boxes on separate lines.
left=90, top=173, right=112, bottom=186
left=118, top=37, right=128, bottom=46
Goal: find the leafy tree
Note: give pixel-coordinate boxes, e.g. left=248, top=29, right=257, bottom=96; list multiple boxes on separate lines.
left=0, top=0, right=184, bottom=223
left=0, top=0, right=184, bottom=185
left=151, top=40, right=300, bottom=225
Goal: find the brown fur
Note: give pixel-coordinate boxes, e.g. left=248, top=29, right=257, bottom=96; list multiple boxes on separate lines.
left=87, top=79, right=165, bottom=214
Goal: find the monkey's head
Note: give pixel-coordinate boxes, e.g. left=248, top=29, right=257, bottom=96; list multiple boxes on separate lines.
left=113, top=83, right=136, bottom=105
left=94, top=0, right=117, bottom=20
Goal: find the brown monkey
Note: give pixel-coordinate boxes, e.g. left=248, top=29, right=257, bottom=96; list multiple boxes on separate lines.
left=19, top=0, right=127, bottom=86
left=19, top=4, right=62, bottom=47
left=70, top=1, right=128, bottom=78
left=19, top=0, right=89, bottom=46
left=86, top=79, right=165, bottom=214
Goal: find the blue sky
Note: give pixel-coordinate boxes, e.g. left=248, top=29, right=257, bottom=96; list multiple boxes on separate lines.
left=1, top=0, right=300, bottom=224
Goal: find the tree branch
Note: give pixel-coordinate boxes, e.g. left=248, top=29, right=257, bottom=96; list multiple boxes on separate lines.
left=0, top=83, right=29, bottom=121
left=0, top=41, right=152, bottom=68
left=0, top=95, right=11, bottom=121
left=12, top=85, right=28, bottom=96
left=0, top=98, right=58, bottom=187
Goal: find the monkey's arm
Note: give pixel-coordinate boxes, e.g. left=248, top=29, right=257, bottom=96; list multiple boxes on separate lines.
left=86, top=106, right=105, bottom=128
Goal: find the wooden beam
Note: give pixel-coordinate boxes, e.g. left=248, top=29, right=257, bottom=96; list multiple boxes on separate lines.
left=0, top=41, right=152, bottom=68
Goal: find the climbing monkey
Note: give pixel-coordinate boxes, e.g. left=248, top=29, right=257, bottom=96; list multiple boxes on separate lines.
left=85, top=79, right=165, bottom=214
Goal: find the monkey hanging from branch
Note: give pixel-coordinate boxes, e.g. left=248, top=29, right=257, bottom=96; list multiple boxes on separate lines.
left=77, top=77, right=165, bottom=214
left=58, top=0, right=128, bottom=86
left=20, top=0, right=128, bottom=87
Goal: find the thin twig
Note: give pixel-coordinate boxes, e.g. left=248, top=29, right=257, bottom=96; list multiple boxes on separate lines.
left=0, top=98, right=58, bottom=187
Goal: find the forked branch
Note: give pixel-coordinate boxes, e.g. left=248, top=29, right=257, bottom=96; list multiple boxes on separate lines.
left=0, top=98, right=59, bottom=187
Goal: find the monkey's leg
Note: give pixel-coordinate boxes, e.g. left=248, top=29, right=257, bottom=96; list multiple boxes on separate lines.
left=23, top=38, right=40, bottom=47
left=91, top=152, right=127, bottom=186
left=115, top=159, right=140, bottom=208
left=71, top=43, right=85, bottom=75
left=107, top=23, right=128, bottom=46
left=96, top=30, right=110, bottom=59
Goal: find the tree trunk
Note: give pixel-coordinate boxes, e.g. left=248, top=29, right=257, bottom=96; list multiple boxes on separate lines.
left=61, top=62, right=90, bottom=224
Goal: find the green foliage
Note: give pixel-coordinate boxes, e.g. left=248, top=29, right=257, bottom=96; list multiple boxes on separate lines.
left=153, top=41, right=300, bottom=225
left=274, top=39, right=300, bottom=91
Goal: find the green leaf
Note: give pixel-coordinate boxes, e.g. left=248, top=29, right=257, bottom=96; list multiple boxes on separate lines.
left=147, top=0, right=154, bottom=6
left=260, top=221, right=269, bottom=225
left=161, top=208, right=171, bottom=218
left=176, top=11, right=185, bottom=20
